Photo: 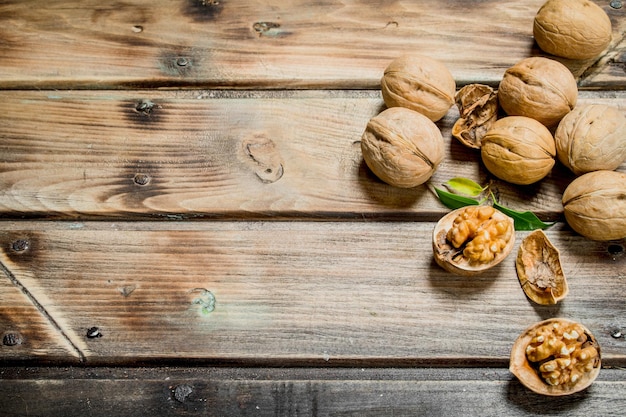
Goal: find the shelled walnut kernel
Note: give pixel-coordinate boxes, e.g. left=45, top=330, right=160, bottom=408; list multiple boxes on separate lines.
left=510, top=318, right=601, bottom=396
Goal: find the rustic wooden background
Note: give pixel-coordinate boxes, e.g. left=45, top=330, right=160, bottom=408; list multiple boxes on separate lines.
left=0, top=0, right=625, bottom=415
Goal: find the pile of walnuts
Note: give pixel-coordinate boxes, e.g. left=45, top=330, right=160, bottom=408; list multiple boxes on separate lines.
left=360, top=0, right=625, bottom=243
left=358, top=0, right=624, bottom=396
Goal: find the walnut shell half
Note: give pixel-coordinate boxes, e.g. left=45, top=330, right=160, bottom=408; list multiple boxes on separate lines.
left=516, top=230, right=568, bottom=305
left=510, top=318, right=601, bottom=396
left=433, top=206, right=515, bottom=276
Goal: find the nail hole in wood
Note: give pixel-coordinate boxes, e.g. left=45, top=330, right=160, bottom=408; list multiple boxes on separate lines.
left=608, top=244, right=624, bottom=257
left=11, top=239, right=30, bottom=252
left=133, top=173, right=151, bottom=186
left=2, top=332, right=23, bottom=346
left=86, top=327, right=102, bottom=339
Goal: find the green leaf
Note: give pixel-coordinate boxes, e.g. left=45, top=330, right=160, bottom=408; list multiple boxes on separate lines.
left=435, top=187, right=480, bottom=210
left=444, top=177, right=486, bottom=197
left=493, top=201, right=554, bottom=231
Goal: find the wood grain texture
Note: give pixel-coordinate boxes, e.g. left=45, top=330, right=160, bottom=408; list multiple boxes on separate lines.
left=0, top=0, right=624, bottom=89
left=1, top=90, right=624, bottom=220
left=0, top=221, right=624, bottom=365
left=1, top=367, right=625, bottom=416
left=1, top=1, right=625, bottom=413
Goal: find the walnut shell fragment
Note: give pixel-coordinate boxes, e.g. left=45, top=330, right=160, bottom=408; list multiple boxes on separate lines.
left=433, top=206, right=515, bottom=276
left=516, top=230, right=568, bottom=305
left=510, top=318, right=601, bottom=396
left=452, top=84, right=499, bottom=149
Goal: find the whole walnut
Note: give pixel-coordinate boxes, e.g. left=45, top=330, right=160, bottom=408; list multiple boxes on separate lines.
left=498, top=57, right=578, bottom=127
left=481, top=116, right=556, bottom=185
left=562, top=170, right=626, bottom=241
left=361, top=107, right=444, bottom=188
left=381, top=54, right=456, bottom=122
left=555, top=104, right=626, bottom=176
left=534, top=0, right=612, bottom=60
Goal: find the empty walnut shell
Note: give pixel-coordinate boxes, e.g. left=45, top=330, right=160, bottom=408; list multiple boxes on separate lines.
left=516, top=230, right=568, bottom=305
left=555, top=104, right=626, bottom=176
left=562, top=170, right=626, bottom=241
left=498, top=57, right=577, bottom=127
left=452, top=84, right=499, bottom=149
left=510, top=318, right=601, bottom=396
left=361, top=107, right=445, bottom=188
left=432, top=206, right=516, bottom=276
left=534, top=0, right=612, bottom=60
left=381, top=54, right=456, bottom=122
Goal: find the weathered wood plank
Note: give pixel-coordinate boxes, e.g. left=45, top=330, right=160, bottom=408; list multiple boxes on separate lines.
left=1, top=90, right=624, bottom=220
left=0, top=221, right=624, bottom=365
left=0, top=256, right=80, bottom=361
left=1, top=367, right=625, bottom=416
left=0, top=0, right=624, bottom=89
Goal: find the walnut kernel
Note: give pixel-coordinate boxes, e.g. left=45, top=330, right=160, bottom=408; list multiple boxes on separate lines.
left=510, top=318, right=601, bottom=396
left=433, top=206, right=515, bottom=276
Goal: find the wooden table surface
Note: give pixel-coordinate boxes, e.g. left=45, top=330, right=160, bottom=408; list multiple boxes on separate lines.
left=0, top=1, right=625, bottom=415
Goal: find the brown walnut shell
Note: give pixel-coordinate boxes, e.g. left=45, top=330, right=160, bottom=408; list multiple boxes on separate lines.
left=534, top=0, right=612, bottom=60
left=498, top=57, right=577, bottom=127
left=510, top=318, right=601, bottom=396
left=432, top=206, right=515, bottom=276
left=361, top=107, right=445, bottom=188
left=516, top=230, right=568, bottom=305
left=562, top=170, right=626, bottom=241
left=452, top=84, right=499, bottom=149
left=381, top=54, right=456, bottom=122
left=481, top=116, right=556, bottom=185
left=555, top=104, right=626, bottom=176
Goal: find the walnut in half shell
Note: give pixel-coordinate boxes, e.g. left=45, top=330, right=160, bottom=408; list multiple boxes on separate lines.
left=510, top=318, right=601, bottom=396
left=433, top=206, right=515, bottom=276
left=516, top=230, right=568, bottom=305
